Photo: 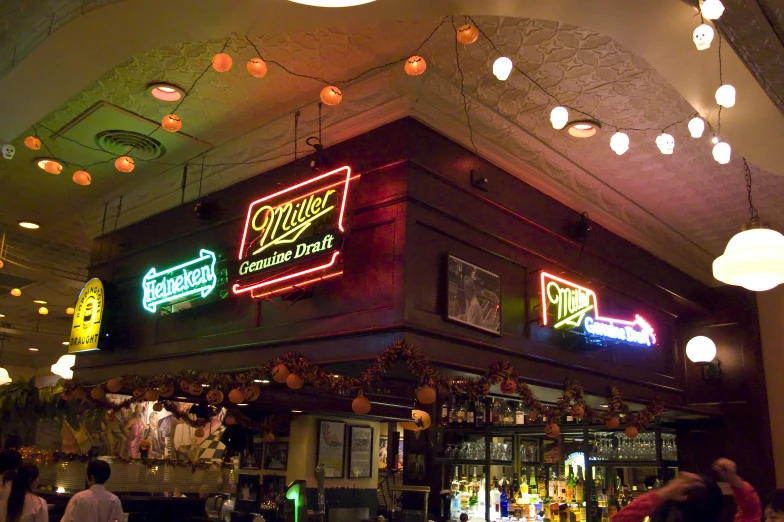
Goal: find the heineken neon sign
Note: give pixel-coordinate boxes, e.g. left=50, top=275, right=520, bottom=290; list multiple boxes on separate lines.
left=142, top=249, right=217, bottom=313
left=540, top=272, right=656, bottom=347
left=233, top=166, right=354, bottom=298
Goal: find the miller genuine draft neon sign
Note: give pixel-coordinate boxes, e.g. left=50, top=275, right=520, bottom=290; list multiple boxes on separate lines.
left=142, top=249, right=217, bottom=313
left=540, top=272, right=656, bottom=347
left=233, top=165, right=354, bottom=298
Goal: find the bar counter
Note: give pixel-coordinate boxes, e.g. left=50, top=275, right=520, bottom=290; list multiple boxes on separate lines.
left=38, top=490, right=212, bottom=522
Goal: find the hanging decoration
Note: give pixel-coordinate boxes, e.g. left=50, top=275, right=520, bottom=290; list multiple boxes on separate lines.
left=693, top=24, right=715, bottom=50
left=161, top=114, right=182, bottom=133
left=115, top=156, right=135, bottom=173
left=43, top=161, right=62, bottom=175
left=712, top=142, right=731, bottom=164
left=715, top=85, right=736, bottom=108
left=700, top=0, right=725, bottom=20
left=319, top=85, right=342, bottom=106
left=610, top=132, right=630, bottom=155
left=247, top=58, right=268, bottom=78
left=23, top=136, right=41, bottom=150
left=456, top=23, right=479, bottom=44
left=492, top=57, right=513, bottom=81
left=10, top=289, right=21, bottom=297
left=351, top=392, right=371, bottom=414
left=212, top=53, right=233, bottom=72
left=416, top=385, right=437, bottom=404
left=655, top=133, right=675, bottom=155
left=550, top=107, right=569, bottom=130
left=72, top=170, right=91, bottom=186
left=404, top=56, right=427, bottom=76
left=688, top=117, right=705, bottom=138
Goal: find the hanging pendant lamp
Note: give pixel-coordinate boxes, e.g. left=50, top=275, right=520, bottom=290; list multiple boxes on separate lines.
left=0, top=338, right=11, bottom=385
left=712, top=159, right=784, bottom=291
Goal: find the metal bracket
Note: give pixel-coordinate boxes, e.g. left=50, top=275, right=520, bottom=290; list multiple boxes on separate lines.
left=470, top=169, right=489, bottom=191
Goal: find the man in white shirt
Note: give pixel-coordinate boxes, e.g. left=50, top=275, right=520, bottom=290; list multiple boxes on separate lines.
left=61, top=459, right=123, bottom=522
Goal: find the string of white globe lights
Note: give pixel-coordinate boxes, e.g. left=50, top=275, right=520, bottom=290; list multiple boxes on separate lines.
left=17, top=5, right=734, bottom=184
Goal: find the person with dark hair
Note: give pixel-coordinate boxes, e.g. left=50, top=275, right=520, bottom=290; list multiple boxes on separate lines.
left=764, top=488, right=784, bottom=522
left=612, top=458, right=761, bottom=522
left=0, top=450, right=22, bottom=504
left=60, top=460, right=123, bottom=522
left=0, top=464, right=47, bottom=522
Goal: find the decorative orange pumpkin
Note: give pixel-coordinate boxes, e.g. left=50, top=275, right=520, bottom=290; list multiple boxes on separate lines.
left=244, top=384, right=261, bottom=402
left=228, top=388, right=245, bottom=404
left=352, top=393, right=371, bottom=414
left=90, top=387, right=105, bottom=400
left=416, top=385, right=436, bottom=405
left=132, top=388, right=146, bottom=400
left=224, top=414, right=236, bottom=426
left=206, top=388, right=224, bottom=405
left=61, top=390, right=74, bottom=401
left=247, top=58, right=268, bottom=78
left=400, top=409, right=432, bottom=431
left=115, top=156, right=135, bottom=173
left=188, top=383, right=204, bottom=396
left=194, top=428, right=205, bottom=438
left=158, top=383, right=174, bottom=398
left=286, top=374, right=304, bottom=390
left=161, top=114, right=182, bottom=132
left=606, top=416, right=620, bottom=429
left=456, top=24, right=479, bottom=45
left=24, top=136, right=41, bottom=150
left=625, top=426, right=639, bottom=439
left=180, top=380, right=191, bottom=392
left=544, top=422, right=560, bottom=438
left=320, top=85, right=342, bottom=106
left=212, top=53, right=233, bottom=73
left=272, top=364, right=290, bottom=383
left=144, top=389, right=160, bottom=402
left=404, top=56, right=427, bottom=76
left=263, top=432, right=275, bottom=442
left=72, top=170, right=91, bottom=186
left=500, top=379, right=517, bottom=394
left=44, top=160, right=63, bottom=175
left=570, top=404, right=585, bottom=419
left=152, top=402, right=163, bottom=412
left=73, top=388, right=86, bottom=400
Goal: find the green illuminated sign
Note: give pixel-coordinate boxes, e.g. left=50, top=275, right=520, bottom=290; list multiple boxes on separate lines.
left=142, top=249, right=217, bottom=313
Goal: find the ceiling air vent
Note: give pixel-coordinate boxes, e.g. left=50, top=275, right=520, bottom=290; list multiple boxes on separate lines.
left=94, top=130, right=166, bottom=161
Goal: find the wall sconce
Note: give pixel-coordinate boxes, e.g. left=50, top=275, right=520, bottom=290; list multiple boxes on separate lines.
left=686, top=335, right=722, bottom=383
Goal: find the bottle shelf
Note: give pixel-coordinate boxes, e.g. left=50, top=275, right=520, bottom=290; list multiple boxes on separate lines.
left=589, top=460, right=679, bottom=467
left=435, top=458, right=514, bottom=466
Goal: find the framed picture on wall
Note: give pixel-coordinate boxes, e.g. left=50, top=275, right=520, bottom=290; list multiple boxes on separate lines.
left=240, top=435, right=263, bottom=469
left=263, top=442, right=289, bottom=471
left=237, top=474, right=260, bottom=502
left=316, top=420, right=346, bottom=478
left=446, top=254, right=501, bottom=335
left=379, top=436, right=388, bottom=470
left=349, top=426, right=373, bottom=479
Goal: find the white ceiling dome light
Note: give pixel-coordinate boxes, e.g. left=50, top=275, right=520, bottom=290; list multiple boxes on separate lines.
left=610, top=132, right=629, bottom=155
left=700, top=0, right=725, bottom=20
left=0, top=368, right=10, bottom=385
left=693, top=24, right=715, bottom=50
left=688, top=117, right=705, bottom=138
left=685, top=336, right=717, bottom=364
left=713, top=225, right=784, bottom=291
left=493, top=57, right=513, bottom=81
left=715, top=85, right=736, bottom=108
left=51, top=354, right=76, bottom=380
left=287, top=0, right=376, bottom=5
left=550, top=107, right=569, bottom=130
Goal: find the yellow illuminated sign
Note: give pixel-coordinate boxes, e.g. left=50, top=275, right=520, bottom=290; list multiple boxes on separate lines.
left=69, top=278, right=104, bottom=353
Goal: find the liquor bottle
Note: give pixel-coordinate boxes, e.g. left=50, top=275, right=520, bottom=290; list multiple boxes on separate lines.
left=469, top=483, right=479, bottom=513
left=520, top=467, right=529, bottom=495
left=500, top=486, right=509, bottom=519
left=515, top=402, right=526, bottom=425
left=441, top=396, right=451, bottom=427
left=451, top=467, right=462, bottom=520
left=491, top=478, right=501, bottom=520
left=457, top=401, right=467, bottom=425
left=449, top=397, right=459, bottom=426
left=607, top=486, right=617, bottom=519
left=467, top=401, right=476, bottom=425
left=529, top=471, right=538, bottom=496
left=511, top=473, right=520, bottom=499
left=478, top=473, right=487, bottom=516
left=475, top=400, right=486, bottom=427
left=575, top=465, right=584, bottom=504
left=538, top=468, right=547, bottom=496
left=566, top=466, right=575, bottom=501
left=491, top=400, right=501, bottom=425
left=502, top=401, right=514, bottom=426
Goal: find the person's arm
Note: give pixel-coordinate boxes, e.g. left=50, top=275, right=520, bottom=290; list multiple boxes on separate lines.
left=612, top=473, right=704, bottom=522
left=713, top=459, right=762, bottom=522
left=110, top=496, right=124, bottom=521
left=34, top=496, right=48, bottom=522
left=60, top=496, right=76, bottom=522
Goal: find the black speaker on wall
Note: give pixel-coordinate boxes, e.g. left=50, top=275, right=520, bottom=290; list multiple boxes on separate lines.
left=387, top=431, right=400, bottom=470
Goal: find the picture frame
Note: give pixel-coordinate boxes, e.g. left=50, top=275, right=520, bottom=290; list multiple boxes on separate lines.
left=349, top=426, right=373, bottom=479
left=239, top=435, right=263, bottom=469
left=237, top=474, right=260, bottom=502
left=316, top=420, right=346, bottom=478
left=378, top=436, right=388, bottom=470
left=446, top=254, right=502, bottom=335
left=263, top=442, right=289, bottom=471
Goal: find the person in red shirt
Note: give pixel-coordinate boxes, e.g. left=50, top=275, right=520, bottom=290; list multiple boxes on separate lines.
left=612, top=458, right=761, bottom=522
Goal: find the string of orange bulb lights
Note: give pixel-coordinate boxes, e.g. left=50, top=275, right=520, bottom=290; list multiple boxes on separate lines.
left=21, top=9, right=735, bottom=182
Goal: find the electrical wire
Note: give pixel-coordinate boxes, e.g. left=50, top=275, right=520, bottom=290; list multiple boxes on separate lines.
left=452, top=16, right=478, bottom=154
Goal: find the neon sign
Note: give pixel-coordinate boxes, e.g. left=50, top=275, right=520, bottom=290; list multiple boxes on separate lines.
left=142, top=249, right=217, bottom=313
left=540, top=272, right=656, bottom=347
left=69, top=278, right=104, bottom=353
left=233, top=166, right=354, bottom=297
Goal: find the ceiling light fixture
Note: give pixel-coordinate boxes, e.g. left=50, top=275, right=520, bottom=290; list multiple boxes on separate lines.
left=10, top=289, right=21, bottom=297
left=66, top=307, right=75, bottom=315
left=700, top=0, right=725, bottom=20
left=715, top=85, right=736, bottom=108
left=287, top=0, right=376, bottom=5
left=712, top=142, right=731, bottom=164
left=0, top=314, right=4, bottom=318
left=62, top=342, right=69, bottom=346
left=567, top=120, right=601, bottom=138
left=292, top=410, right=302, bottom=413
left=0, top=338, right=10, bottom=385
left=51, top=354, right=75, bottom=379
left=148, top=83, right=184, bottom=102
left=33, top=300, right=47, bottom=305
left=28, top=348, right=38, bottom=352
left=18, top=221, right=40, bottom=230
left=38, top=307, right=49, bottom=315
left=713, top=159, right=784, bottom=291
left=35, top=158, right=63, bottom=175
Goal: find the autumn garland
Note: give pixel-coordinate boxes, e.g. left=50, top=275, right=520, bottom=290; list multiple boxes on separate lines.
left=61, top=339, right=663, bottom=434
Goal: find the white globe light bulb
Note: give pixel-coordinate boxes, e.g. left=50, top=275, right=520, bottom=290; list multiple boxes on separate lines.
left=712, top=142, right=731, bottom=164
left=713, top=227, right=784, bottom=291
left=700, top=0, right=725, bottom=20
left=685, top=336, right=717, bottom=364
left=655, top=133, right=675, bottom=155
left=550, top=106, right=568, bottom=130
left=610, top=132, right=630, bottom=155
left=693, top=24, right=715, bottom=50
left=688, top=117, right=705, bottom=138
left=0, top=368, right=10, bottom=385
left=716, top=85, right=736, bottom=108
left=51, top=354, right=76, bottom=380
left=493, top=57, right=513, bottom=81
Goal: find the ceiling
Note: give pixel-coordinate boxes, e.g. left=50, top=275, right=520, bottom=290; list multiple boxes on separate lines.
left=0, top=0, right=783, bottom=373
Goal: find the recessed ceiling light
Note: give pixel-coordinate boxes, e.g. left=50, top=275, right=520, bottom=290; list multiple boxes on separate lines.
left=10, top=288, right=21, bottom=297
left=238, top=403, right=248, bottom=406
left=33, top=300, right=47, bottom=305
left=18, top=221, right=40, bottom=230
left=599, top=404, right=609, bottom=409
left=292, top=410, right=302, bottom=413
left=567, top=120, right=601, bottom=138
left=66, top=307, right=75, bottom=315
left=255, top=379, right=271, bottom=384
left=38, top=307, right=49, bottom=315
left=287, top=0, right=376, bottom=5
left=29, top=348, right=38, bottom=351
left=62, top=341, right=69, bottom=346
left=148, top=82, right=185, bottom=102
